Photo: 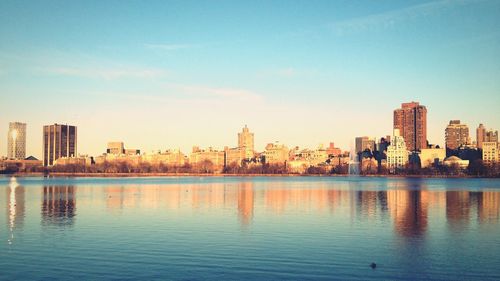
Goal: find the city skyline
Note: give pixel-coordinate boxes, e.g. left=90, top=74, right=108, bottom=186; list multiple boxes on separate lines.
left=1, top=108, right=500, bottom=160
left=1, top=0, right=500, bottom=158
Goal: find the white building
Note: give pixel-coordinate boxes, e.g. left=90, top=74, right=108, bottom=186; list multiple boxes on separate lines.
left=482, top=142, right=498, bottom=163
left=386, top=129, right=409, bottom=172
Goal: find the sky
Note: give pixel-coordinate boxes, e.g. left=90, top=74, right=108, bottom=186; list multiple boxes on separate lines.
left=1, top=0, right=499, bottom=159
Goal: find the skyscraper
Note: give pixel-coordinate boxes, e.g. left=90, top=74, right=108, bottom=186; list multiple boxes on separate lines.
left=43, top=124, right=77, bottom=166
left=238, top=125, right=254, bottom=159
left=445, top=120, right=470, bottom=150
left=476, top=123, right=486, bottom=149
left=7, top=122, right=27, bottom=160
left=393, top=101, right=427, bottom=152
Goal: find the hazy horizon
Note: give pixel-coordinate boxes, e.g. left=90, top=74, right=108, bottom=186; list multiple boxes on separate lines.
left=1, top=0, right=499, bottom=159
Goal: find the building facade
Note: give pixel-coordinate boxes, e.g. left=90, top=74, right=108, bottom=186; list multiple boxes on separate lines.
left=445, top=120, right=470, bottom=150
left=43, top=124, right=77, bottom=166
left=393, top=101, right=427, bottom=152
left=420, top=148, right=446, bottom=168
left=477, top=124, right=486, bottom=149
left=485, top=130, right=498, bottom=143
left=189, top=146, right=225, bottom=171
left=263, top=142, right=289, bottom=165
left=482, top=142, right=498, bottom=163
left=225, top=146, right=246, bottom=167
left=386, top=129, right=409, bottom=172
left=107, top=142, right=125, bottom=154
left=355, top=136, right=376, bottom=154
left=238, top=125, right=254, bottom=159
left=7, top=122, right=27, bottom=160
left=142, top=149, right=187, bottom=166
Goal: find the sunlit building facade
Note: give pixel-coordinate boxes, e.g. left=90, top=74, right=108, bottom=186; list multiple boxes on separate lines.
left=420, top=148, right=446, bottom=168
left=445, top=120, right=470, bottom=150
left=482, top=142, right=498, bottom=163
left=238, top=125, right=255, bottom=159
left=263, top=142, right=289, bottom=165
left=393, top=101, right=427, bottom=152
left=7, top=122, right=26, bottom=160
left=386, top=129, right=409, bottom=172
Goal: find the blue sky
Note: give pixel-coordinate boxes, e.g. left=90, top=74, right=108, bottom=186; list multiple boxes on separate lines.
left=1, top=0, right=499, bottom=158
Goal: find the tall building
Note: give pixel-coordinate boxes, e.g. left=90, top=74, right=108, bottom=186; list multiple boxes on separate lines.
left=43, top=124, right=77, bottom=166
left=355, top=136, right=376, bottom=154
left=238, top=125, right=254, bottom=159
left=476, top=124, right=486, bottom=149
left=445, top=120, right=470, bottom=150
left=393, top=101, right=427, bottom=152
left=386, top=129, right=409, bottom=172
left=7, top=122, right=27, bottom=160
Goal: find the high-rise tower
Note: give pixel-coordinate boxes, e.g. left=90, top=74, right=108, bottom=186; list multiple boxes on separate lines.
left=43, top=124, right=77, bottom=166
left=393, top=102, right=427, bottom=152
left=7, top=122, right=27, bottom=160
left=238, top=125, right=254, bottom=159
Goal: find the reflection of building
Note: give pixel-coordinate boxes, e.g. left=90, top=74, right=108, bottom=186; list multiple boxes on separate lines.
left=7, top=122, right=27, bottom=160
left=6, top=178, right=25, bottom=244
left=43, top=124, right=77, bottom=166
left=237, top=182, right=254, bottom=226
left=420, top=148, right=446, bottom=168
left=386, top=129, right=409, bottom=172
left=478, top=192, right=500, bottom=223
left=446, top=191, right=470, bottom=230
left=42, top=186, right=76, bottom=225
left=356, top=191, right=379, bottom=218
left=445, top=120, right=470, bottom=150
left=393, top=101, right=427, bottom=152
left=387, top=190, right=428, bottom=237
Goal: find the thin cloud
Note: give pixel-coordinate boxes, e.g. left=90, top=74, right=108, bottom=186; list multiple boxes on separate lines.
left=258, top=67, right=320, bottom=78
left=329, top=0, right=483, bottom=34
left=45, top=66, right=167, bottom=80
left=144, top=43, right=198, bottom=51
left=172, top=84, right=262, bottom=101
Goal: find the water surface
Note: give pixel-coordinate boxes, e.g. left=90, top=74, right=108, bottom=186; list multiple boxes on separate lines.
left=1, top=176, right=500, bottom=280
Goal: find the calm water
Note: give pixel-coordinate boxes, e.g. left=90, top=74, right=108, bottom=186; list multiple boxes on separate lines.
left=1, top=176, right=500, bottom=280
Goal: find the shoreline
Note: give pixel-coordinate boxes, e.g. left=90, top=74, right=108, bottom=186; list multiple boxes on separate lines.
left=1, top=172, right=496, bottom=179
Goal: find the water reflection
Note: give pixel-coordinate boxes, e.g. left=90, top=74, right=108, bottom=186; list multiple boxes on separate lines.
left=41, top=186, right=76, bottom=226
left=2, top=178, right=500, bottom=236
left=446, top=191, right=471, bottom=231
left=387, top=190, right=429, bottom=237
left=237, top=182, right=254, bottom=226
left=6, top=177, right=25, bottom=245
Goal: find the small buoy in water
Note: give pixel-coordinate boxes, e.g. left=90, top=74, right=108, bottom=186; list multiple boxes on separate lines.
left=370, top=262, right=377, bottom=269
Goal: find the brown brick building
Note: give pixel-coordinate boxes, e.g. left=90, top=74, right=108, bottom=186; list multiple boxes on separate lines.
left=393, top=102, right=427, bottom=152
